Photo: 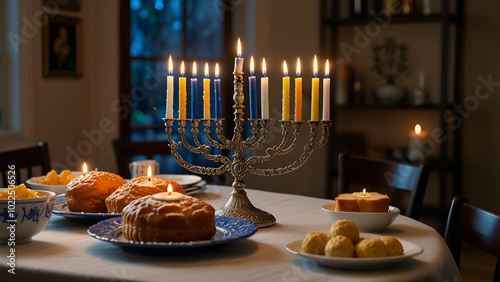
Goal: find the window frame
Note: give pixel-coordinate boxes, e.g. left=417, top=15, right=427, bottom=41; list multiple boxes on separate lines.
left=118, top=0, right=234, bottom=141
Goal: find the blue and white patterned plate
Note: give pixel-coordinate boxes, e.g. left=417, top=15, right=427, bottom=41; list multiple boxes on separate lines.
left=87, top=216, right=258, bottom=253
left=52, top=195, right=121, bottom=223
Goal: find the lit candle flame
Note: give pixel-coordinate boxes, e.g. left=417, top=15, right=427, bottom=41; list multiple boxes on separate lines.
left=83, top=162, right=87, bottom=175
left=283, top=60, right=288, bottom=77
left=250, top=56, right=255, bottom=76
left=363, top=188, right=366, bottom=193
left=237, top=37, right=242, bottom=57
left=181, top=61, right=185, bottom=77
left=325, top=59, right=330, bottom=79
left=313, top=55, right=318, bottom=78
left=168, top=55, right=173, bottom=76
left=167, top=183, right=173, bottom=195
left=147, top=165, right=152, bottom=181
left=415, top=124, right=422, bottom=135
left=192, top=61, right=197, bottom=78
left=262, top=58, right=267, bottom=77
left=204, top=62, right=209, bottom=78
left=296, top=57, right=301, bottom=78
left=215, top=63, right=219, bottom=79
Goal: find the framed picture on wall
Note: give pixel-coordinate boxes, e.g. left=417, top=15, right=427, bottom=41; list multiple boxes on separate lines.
left=42, top=15, right=82, bottom=77
left=42, top=0, right=81, bottom=11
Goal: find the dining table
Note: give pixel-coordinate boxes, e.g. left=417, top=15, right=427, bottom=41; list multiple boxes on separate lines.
left=0, top=185, right=461, bottom=282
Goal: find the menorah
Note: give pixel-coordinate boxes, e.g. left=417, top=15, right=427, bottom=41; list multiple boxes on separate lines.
left=163, top=64, right=332, bottom=228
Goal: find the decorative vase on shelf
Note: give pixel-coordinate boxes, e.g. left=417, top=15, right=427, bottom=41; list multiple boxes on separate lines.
left=373, top=83, right=406, bottom=106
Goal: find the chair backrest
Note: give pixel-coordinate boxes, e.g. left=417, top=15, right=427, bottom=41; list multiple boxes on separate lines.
left=338, top=152, right=431, bottom=219
left=444, top=195, right=500, bottom=280
left=112, top=139, right=171, bottom=179
left=0, top=142, right=51, bottom=187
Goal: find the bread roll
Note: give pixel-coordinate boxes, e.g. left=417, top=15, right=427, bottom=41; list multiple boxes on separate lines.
left=65, top=171, right=126, bottom=213
left=105, top=176, right=184, bottom=213
left=122, top=193, right=215, bottom=242
left=325, top=235, right=355, bottom=257
left=330, top=219, right=360, bottom=243
left=302, top=232, right=330, bottom=255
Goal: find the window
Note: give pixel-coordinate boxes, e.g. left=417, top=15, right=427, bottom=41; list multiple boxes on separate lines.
left=119, top=0, right=233, bottom=175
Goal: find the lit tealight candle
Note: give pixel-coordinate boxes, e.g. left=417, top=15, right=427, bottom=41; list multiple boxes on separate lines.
left=152, top=184, right=186, bottom=202
left=353, top=188, right=370, bottom=198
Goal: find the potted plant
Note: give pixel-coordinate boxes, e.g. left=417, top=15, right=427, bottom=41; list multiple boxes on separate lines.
left=372, top=37, right=409, bottom=106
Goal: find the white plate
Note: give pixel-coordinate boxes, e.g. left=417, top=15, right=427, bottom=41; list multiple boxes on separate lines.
left=322, top=203, right=400, bottom=231
left=286, top=233, right=423, bottom=270
left=154, top=174, right=202, bottom=187
left=27, top=171, right=83, bottom=195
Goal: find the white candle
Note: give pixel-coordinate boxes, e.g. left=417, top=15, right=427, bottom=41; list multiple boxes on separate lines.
left=322, top=59, right=331, bottom=121
left=152, top=184, right=186, bottom=202
left=234, top=38, right=244, bottom=73
left=261, top=58, right=269, bottom=119
left=408, top=124, right=428, bottom=162
left=166, top=55, right=174, bottom=119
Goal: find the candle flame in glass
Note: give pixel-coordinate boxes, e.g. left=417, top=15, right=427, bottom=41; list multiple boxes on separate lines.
left=192, top=61, right=197, bottom=78
left=215, top=63, right=219, bottom=79
left=415, top=124, right=422, bottom=134
left=296, top=57, right=301, bottom=78
left=237, top=37, right=242, bottom=57
left=181, top=61, right=185, bottom=77
left=313, top=55, right=318, bottom=78
left=283, top=60, right=288, bottom=77
left=325, top=59, right=330, bottom=79
left=250, top=56, right=255, bottom=76
left=147, top=165, right=152, bottom=181
left=262, top=58, right=267, bottom=77
left=168, top=55, right=173, bottom=76
left=83, top=162, right=87, bottom=175
left=167, top=183, right=173, bottom=195
left=204, top=62, right=209, bottom=78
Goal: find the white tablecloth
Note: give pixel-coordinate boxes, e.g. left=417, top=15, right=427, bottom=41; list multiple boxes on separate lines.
left=0, top=185, right=460, bottom=281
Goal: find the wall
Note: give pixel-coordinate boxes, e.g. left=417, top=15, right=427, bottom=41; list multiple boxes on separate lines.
left=10, top=0, right=119, bottom=173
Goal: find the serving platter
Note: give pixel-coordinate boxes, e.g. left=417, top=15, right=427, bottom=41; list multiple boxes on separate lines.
left=286, top=233, right=423, bottom=270
left=52, top=195, right=121, bottom=223
left=88, top=216, right=258, bottom=253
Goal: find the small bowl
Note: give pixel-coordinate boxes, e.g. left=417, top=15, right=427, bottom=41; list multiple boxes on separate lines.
left=322, top=202, right=400, bottom=232
left=27, top=171, right=83, bottom=195
left=0, top=189, right=56, bottom=244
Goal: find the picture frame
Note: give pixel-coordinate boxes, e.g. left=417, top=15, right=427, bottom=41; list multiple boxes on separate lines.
left=42, top=15, right=82, bottom=78
left=42, top=0, right=81, bottom=11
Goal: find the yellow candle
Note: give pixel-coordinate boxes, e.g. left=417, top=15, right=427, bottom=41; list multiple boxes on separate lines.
left=311, top=55, right=319, bottom=121
left=282, top=60, right=290, bottom=121
left=179, top=61, right=187, bottom=119
left=294, top=58, right=302, bottom=122
left=203, top=62, right=210, bottom=119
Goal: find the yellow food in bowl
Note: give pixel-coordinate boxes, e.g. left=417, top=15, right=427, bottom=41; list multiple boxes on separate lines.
left=0, top=184, right=43, bottom=199
left=35, top=169, right=76, bottom=185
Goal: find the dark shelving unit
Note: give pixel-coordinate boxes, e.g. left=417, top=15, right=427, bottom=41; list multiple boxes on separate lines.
left=321, top=0, right=464, bottom=213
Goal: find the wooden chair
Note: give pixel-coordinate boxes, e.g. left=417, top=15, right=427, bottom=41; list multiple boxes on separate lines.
left=444, top=195, right=500, bottom=280
left=338, top=153, right=431, bottom=220
left=0, top=142, right=51, bottom=187
left=112, top=139, right=171, bottom=179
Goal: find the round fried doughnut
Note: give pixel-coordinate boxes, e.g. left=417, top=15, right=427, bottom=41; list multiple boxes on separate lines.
left=302, top=232, right=330, bottom=255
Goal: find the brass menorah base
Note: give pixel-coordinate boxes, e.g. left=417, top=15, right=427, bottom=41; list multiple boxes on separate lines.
left=163, top=67, right=332, bottom=228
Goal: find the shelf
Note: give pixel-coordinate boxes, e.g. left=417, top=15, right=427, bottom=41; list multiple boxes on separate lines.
left=325, top=14, right=458, bottom=26
left=334, top=104, right=441, bottom=110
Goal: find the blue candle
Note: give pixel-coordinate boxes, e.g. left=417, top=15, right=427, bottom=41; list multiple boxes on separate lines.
left=214, top=63, right=222, bottom=119
left=248, top=56, right=257, bottom=119
left=191, top=62, right=198, bottom=119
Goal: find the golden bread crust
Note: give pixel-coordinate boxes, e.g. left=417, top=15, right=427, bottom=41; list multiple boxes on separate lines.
left=334, top=192, right=390, bottom=213
left=122, top=194, right=215, bottom=242
left=105, top=177, right=184, bottom=213
left=65, top=171, right=126, bottom=213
